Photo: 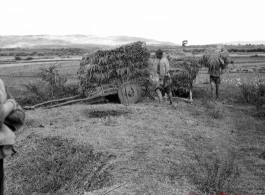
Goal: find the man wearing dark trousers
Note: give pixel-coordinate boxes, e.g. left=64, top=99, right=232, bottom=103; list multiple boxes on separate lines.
left=154, top=49, right=173, bottom=105
left=208, top=54, right=229, bottom=101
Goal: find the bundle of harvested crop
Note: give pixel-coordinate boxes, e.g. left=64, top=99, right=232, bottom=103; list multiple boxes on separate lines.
left=199, top=45, right=230, bottom=71
left=77, top=41, right=150, bottom=96
left=167, top=55, right=200, bottom=92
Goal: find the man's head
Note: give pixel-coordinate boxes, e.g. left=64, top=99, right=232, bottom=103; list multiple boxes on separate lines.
left=155, top=49, right=163, bottom=59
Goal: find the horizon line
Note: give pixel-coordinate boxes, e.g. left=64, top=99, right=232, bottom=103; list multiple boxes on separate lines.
left=1, top=34, right=265, bottom=46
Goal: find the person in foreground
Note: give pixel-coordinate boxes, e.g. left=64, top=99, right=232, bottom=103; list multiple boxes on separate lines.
left=0, top=78, right=25, bottom=195
left=154, top=49, right=173, bottom=105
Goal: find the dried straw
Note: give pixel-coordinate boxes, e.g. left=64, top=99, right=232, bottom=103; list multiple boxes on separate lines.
left=168, top=55, right=200, bottom=92
left=199, top=45, right=230, bottom=71
left=77, top=42, right=150, bottom=96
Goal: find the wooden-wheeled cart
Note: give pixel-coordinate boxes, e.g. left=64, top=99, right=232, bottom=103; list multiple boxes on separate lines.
left=23, top=80, right=155, bottom=110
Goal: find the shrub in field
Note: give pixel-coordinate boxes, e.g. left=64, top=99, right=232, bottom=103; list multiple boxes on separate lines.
left=25, top=56, right=33, bottom=60
left=238, top=82, right=257, bottom=102
left=253, top=83, right=265, bottom=117
left=38, top=65, right=67, bottom=92
left=22, top=65, right=79, bottom=105
left=14, top=56, right=21, bottom=60
left=22, top=82, right=48, bottom=105
left=182, top=139, right=240, bottom=194
left=6, top=136, right=113, bottom=194
left=22, top=82, right=79, bottom=106
left=237, top=77, right=265, bottom=117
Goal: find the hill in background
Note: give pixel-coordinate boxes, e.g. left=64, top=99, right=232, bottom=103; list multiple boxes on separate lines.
left=0, top=35, right=179, bottom=48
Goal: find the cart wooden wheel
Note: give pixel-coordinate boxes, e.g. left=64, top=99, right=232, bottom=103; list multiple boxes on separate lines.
left=118, top=82, right=142, bottom=105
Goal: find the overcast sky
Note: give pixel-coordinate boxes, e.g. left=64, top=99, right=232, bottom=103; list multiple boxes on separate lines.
left=1, top=0, right=264, bottom=45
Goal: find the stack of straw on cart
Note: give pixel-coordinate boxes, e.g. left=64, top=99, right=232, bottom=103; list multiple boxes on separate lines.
left=77, top=42, right=150, bottom=97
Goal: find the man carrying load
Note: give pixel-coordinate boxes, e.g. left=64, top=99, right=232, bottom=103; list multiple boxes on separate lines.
left=154, top=49, right=173, bottom=105
left=208, top=58, right=224, bottom=101
left=201, top=45, right=230, bottom=101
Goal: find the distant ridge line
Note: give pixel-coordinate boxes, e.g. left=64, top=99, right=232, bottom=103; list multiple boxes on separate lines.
left=0, top=35, right=179, bottom=48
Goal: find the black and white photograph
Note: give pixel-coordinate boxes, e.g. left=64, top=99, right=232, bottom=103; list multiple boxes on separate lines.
left=0, top=0, right=265, bottom=194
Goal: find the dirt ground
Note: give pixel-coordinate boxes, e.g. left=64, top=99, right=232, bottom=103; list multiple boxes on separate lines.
left=9, top=84, right=265, bottom=195
left=1, top=46, right=265, bottom=194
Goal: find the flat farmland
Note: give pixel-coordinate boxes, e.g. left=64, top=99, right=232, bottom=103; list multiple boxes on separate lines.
left=1, top=53, right=265, bottom=98
left=0, top=59, right=80, bottom=84
left=232, top=55, right=265, bottom=63
left=0, top=59, right=81, bottom=99
left=1, top=49, right=265, bottom=194
left=230, top=55, right=265, bottom=69
left=5, top=64, right=265, bottom=195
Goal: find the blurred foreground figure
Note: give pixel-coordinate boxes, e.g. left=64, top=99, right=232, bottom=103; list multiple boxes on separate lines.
left=0, top=78, right=25, bottom=195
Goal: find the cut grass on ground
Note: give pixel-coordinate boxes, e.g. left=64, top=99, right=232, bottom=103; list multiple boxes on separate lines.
left=4, top=89, right=265, bottom=194
left=1, top=57, right=265, bottom=194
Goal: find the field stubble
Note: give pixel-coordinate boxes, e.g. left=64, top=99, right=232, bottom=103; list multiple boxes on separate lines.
left=1, top=57, right=265, bottom=194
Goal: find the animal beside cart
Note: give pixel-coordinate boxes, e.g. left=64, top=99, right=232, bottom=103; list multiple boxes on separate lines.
left=168, top=55, right=200, bottom=101
left=149, top=52, right=201, bottom=102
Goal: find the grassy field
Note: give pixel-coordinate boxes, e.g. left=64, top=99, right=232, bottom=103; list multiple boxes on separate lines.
left=5, top=75, right=265, bottom=195
left=1, top=50, right=265, bottom=96
left=1, top=47, right=265, bottom=194
left=0, top=60, right=80, bottom=100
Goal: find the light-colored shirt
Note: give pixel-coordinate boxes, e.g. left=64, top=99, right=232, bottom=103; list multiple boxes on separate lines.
left=155, top=57, right=170, bottom=77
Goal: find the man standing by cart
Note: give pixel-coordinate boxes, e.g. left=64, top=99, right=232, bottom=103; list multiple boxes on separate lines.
left=154, top=49, right=173, bottom=105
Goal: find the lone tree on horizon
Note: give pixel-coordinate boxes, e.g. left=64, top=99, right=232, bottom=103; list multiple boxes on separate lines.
left=182, top=40, right=188, bottom=47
